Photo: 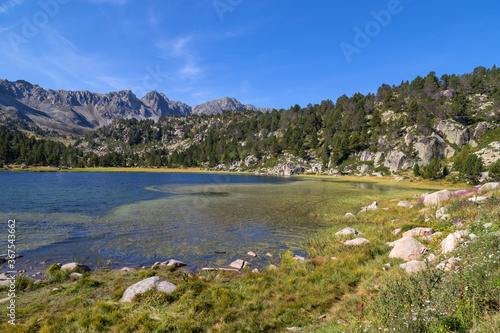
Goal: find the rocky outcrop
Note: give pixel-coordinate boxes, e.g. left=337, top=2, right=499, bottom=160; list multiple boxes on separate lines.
left=389, top=237, right=427, bottom=261
left=413, top=135, right=448, bottom=165
left=384, top=151, right=408, bottom=173
left=474, top=141, right=500, bottom=166
left=435, top=120, right=470, bottom=147
left=283, top=162, right=303, bottom=176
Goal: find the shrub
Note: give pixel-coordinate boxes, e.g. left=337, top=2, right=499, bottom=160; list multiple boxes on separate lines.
left=489, top=160, right=500, bottom=181
left=460, top=154, right=484, bottom=183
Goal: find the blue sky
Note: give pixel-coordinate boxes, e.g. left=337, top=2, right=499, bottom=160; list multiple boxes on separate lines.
left=1, top=0, right=499, bottom=109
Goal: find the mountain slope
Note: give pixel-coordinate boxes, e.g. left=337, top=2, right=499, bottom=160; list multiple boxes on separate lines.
left=0, top=80, right=192, bottom=135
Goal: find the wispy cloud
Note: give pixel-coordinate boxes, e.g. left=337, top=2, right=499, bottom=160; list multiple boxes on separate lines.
left=0, top=0, right=24, bottom=14
left=155, top=35, right=203, bottom=81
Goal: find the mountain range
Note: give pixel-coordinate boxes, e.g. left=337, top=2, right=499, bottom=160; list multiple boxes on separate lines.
left=0, top=79, right=271, bottom=135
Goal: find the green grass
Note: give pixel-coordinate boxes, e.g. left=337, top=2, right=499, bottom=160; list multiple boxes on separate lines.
left=1, top=179, right=499, bottom=332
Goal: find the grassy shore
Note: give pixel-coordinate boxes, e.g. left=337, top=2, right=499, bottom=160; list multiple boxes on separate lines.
left=0, top=179, right=499, bottom=332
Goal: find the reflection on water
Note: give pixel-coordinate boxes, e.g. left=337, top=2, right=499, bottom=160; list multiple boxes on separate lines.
left=0, top=172, right=413, bottom=273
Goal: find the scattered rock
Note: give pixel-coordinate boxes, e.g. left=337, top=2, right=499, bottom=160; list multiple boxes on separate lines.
left=397, top=201, right=413, bottom=208
left=483, top=223, right=493, bottom=228
left=389, top=237, right=427, bottom=262
left=479, top=182, right=499, bottom=194
left=469, top=233, right=478, bottom=240
left=69, top=273, right=83, bottom=279
left=423, top=190, right=451, bottom=207
left=400, top=260, right=426, bottom=273
left=60, top=263, right=91, bottom=273
left=0, top=297, right=13, bottom=304
left=436, top=207, right=449, bottom=220
left=120, top=267, right=135, bottom=272
left=402, top=227, right=435, bottom=238
left=318, top=314, right=327, bottom=320
left=469, top=196, right=488, bottom=202
left=344, top=237, right=370, bottom=246
left=426, top=253, right=437, bottom=262
left=436, top=258, right=461, bottom=271
left=229, top=259, right=249, bottom=270
left=247, top=252, right=257, bottom=258
left=440, top=233, right=460, bottom=253
left=267, top=264, right=277, bottom=270
left=202, top=268, right=240, bottom=272
left=252, top=268, right=259, bottom=273
left=359, top=201, right=378, bottom=213
left=120, top=277, right=177, bottom=302
left=420, top=232, right=442, bottom=241
left=335, top=227, right=359, bottom=236
left=344, top=213, right=355, bottom=218
left=293, top=255, right=306, bottom=261
left=392, top=228, right=402, bottom=236
left=454, top=230, right=470, bottom=239
left=166, top=259, right=187, bottom=268
left=331, top=257, right=338, bottom=260
left=36, top=318, right=45, bottom=323
left=266, top=253, right=272, bottom=257
left=0, top=280, right=10, bottom=287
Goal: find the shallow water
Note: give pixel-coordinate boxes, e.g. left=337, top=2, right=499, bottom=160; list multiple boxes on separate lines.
left=0, top=172, right=409, bottom=273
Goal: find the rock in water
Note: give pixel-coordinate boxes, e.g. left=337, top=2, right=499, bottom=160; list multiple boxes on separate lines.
left=389, top=237, right=427, bottom=261
left=229, top=259, right=249, bottom=270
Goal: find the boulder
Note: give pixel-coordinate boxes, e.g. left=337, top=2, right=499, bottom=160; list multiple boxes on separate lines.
left=293, top=255, right=306, bottom=261
left=389, top=237, right=427, bottom=261
left=400, top=260, right=426, bottom=273
left=229, top=259, right=249, bottom=270
left=120, top=277, right=177, bottom=302
left=397, top=201, right=413, bottom=208
left=344, top=213, right=355, bottom=218
left=344, top=237, right=370, bottom=246
left=247, top=251, right=257, bottom=257
left=479, top=182, right=499, bottom=194
left=60, top=263, right=91, bottom=273
left=166, top=259, right=187, bottom=268
left=436, top=120, right=470, bottom=147
left=266, top=253, right=272, bottom=257
left=440, top=233, right=459, bottom=253
left=359, top=201, right=378, bottom=213
left=473, top=121, right=492, bottom=138
left=384, top=151, right=408, bottom=173
left=156, top=281, right=177, bottom=294
left=402, top=227, right=435, bottom=238
left=423, top=190, right=451, bottom=207
left=68, top=273, right=83, bottom=279
left=335, top=227, right=359, bottom=236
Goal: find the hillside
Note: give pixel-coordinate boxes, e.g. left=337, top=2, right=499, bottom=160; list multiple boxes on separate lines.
left=1, top=66, right=500, bottom=178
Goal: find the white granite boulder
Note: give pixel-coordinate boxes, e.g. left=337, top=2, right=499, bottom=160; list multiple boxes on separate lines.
left=389, top=237, right=427, bottom=261
left=335, top=227, right=359, bottom=236
left=400, top=260, right=426, bottom=273
left=344, top=237, right=370, bottom=246
left=402, top=227, right=435, bottom=238
left=423, top=190, right=450, bottom=206
left=120, top=277, right=177, bottom=302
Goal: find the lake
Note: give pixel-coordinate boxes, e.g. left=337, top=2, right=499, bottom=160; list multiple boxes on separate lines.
left=0, top=171, right=407, bottom=273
